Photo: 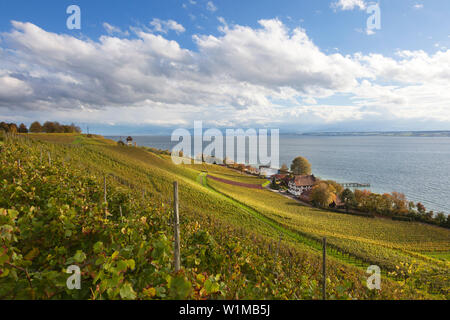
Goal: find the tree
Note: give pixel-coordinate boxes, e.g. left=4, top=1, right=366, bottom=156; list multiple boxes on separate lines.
left=270, top=177, right=279, bottom=190
left=416, top=202, right=426, bottom=215
left=279, top=163, right=289, bottom=173
left=341, top=188, right=355, bottom=213
left=391, top=192, right=408, bottom=215
left=8, top=123, right=18, bottom=134
left=43, top=121, right=58, bottom=133
left=290, top=156, right=311, bottom=175
left=18, top=123, right=28, bottom=133
left=311, top=182, right=336, bottom=208
left=435, top=212, right=446, bottom=225
left=324, top=180, right=343, bottom=194
left=29, top=121, right=43, bottom=133
left=70, top=123, right=81, bottom=133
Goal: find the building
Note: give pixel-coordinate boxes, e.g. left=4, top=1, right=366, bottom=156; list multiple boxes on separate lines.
left=271, top=174, right=290, bottom=186
left=126, top=136, right=133, bottom=146
left=245, top=166, right=260, bottom=175
left=288, top=175, right=317, bottom=197
left=259, top=165, right=278, bottom=178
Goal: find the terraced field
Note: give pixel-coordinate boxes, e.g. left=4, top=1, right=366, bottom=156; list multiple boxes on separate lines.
left=191, top=164, right=450, bottom=296
left=1, top=133, right=448, bottom=299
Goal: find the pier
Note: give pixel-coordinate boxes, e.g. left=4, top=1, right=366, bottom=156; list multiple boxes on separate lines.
left=340, top=182, right=371, bottom=188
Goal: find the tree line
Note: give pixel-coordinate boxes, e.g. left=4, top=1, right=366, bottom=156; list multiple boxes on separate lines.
left=0, top=121, right=81, bottom=134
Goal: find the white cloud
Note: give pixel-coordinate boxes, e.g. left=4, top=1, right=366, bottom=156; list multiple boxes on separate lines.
left=413, top=4, right=424, bottom=9
left=366, top=28, right=375, bottom=36
left=193, top=19, right=368, bottom=96
left=103, top=23, right=129, bottom=36
left=149, top=18, right=185, bottom=34
left=206, top=1, right=217, bottom=12
left=0, top=19, right=449, bottom=128
left=0, top=74, right=33, bottom=100
left=332, top=0, right=367, bottom=11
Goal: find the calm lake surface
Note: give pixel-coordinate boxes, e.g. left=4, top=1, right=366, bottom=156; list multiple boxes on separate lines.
left=107, top=135, right=450, bottom=214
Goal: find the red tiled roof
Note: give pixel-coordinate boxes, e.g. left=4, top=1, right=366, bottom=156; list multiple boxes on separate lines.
left=292, top=175, right=316, bottom=187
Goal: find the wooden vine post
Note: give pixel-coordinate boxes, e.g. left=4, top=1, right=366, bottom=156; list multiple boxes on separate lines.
left=173, top=181, right=181, bottom=272
left=104, top=175, right=108, bottom=219
left=322, top=237, right=327, bottom=300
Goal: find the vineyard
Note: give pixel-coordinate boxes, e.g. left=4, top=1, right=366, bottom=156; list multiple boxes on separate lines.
left=0, top=133, right=448, bottom=299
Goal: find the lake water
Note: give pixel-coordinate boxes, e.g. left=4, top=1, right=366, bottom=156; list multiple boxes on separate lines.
left=107, top=135, right=450, bottom=214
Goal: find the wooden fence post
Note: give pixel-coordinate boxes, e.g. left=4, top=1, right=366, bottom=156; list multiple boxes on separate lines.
left=173, top=181, right=181, bottom=272
left=275, top=234, right=282, bottom=259
left=104, top=176, right=107, bottom=203
left=104, top=175, right=108, bottom=219
left=322, top=237, right=327, bottom=300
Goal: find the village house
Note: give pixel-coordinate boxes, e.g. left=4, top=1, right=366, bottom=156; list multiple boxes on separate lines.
left=259, top=165, right=278, bottom=178
left=288, top=175, right=317, bottom=197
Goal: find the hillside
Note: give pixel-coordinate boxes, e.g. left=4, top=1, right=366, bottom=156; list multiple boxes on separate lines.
left=0, top=133, right=448, bottom=299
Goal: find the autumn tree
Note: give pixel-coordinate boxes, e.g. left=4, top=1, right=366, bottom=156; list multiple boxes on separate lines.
left=8, top=123, right=18, bottom=134
left=311, top=182, right=336, bottom=208
left=279, top=163, right=289, bottom=173
left=416, top=202, right=426, bottom=215
left=43, top=121, right=59, bottom=133
left=290, top=156, right=311, bottom=175
left=18, top=123, right=28, bottom=133
left=391, top=192, right=408, bottom=215
left=323, top=180, right=344, bottom=194
left=0, top=122, right=9, bottom=133
left=29, top=121, right=43, bottom=133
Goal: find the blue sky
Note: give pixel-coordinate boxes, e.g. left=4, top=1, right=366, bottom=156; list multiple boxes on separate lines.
left=0, top=0, right=449, bottom=134
left=1, top=1, right=449, bottom=55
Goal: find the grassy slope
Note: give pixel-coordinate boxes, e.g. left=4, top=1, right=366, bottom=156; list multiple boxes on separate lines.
left=6, top=133, right=448, bottom=299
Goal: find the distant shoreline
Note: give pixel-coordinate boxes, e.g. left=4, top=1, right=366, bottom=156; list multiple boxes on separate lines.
left=295, top=131, right=450, bottom=137
left=106, top=131, right=450, bottom=137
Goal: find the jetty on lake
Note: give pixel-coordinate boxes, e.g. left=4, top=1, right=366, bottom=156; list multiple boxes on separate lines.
left=340, top=182, right=371, bottom=188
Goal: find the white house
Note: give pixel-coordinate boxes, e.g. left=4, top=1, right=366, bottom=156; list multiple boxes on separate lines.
left=126, top=136, right=133, bottom=146
left=259, top=165, right=278, bottom=178
left=288, top=175, right=317, bottom=196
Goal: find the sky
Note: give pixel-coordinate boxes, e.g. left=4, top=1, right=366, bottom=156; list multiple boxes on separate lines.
left=0, top=0, right=449, bottom=134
